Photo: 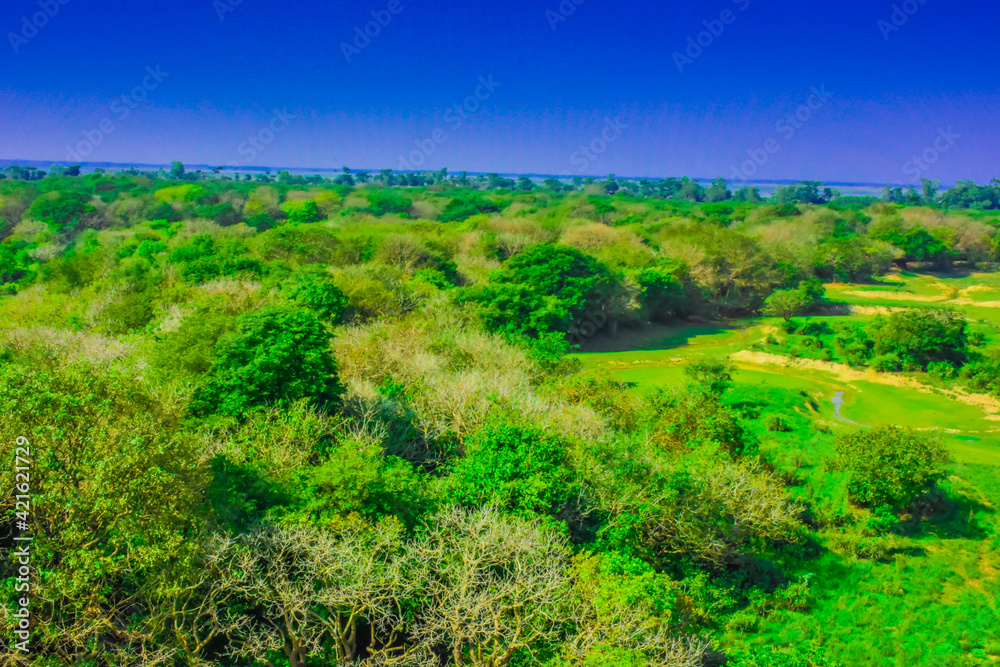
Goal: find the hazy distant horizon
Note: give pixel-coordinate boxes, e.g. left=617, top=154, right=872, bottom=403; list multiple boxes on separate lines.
left=0, top=157, right=941, bottom=196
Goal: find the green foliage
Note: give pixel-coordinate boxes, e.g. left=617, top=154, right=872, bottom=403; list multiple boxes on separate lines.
left=867, top=308, right=969, bottom=370
left=1, top=175, right=998, bottom=667
left=364, top=189, right=412, bottom=216
left=0, top=239, right=32, bottom=283
left=286, top=271, right=350, bottom=323
left=302, top=441, right=427, bottom=525
left=762, top=281, right=824, bottom=320
left=191, top=306, right=344, bottom=417
left=835, top=426, right=950, bottom=510
left=960, top=344, right=1000, bottom=394
left=195, top=201, right=242, bottom=226
left=280, top=198, right=322, bottom=224
left=155, top=183, right=203, bottom=203
left=473, top=243, right=616, bottom=340
left=27, top=191, right=94, bottom=233
left=636, top=264, right=691, bottom=322
left=439, top=193, right=501, bottom=222
left=150, top=308, right=237, bottom=379
left=170, top=234, right=264, bottom=284
left=0, top=363, right=203, bottom=661
left=444, top=421, right=578, bottom=516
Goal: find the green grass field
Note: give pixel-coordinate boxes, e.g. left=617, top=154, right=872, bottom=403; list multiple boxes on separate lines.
left=576, top=271, right=1000, bottom=665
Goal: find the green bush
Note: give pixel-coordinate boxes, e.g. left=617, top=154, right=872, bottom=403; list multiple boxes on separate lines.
left=834, top=426, right=950, bottom=510
left=867, top=308, right=969, bottom=370
left=280, top=199, right=321, bottom=224
left=364, top=189, right=412, bottom=217
left=150, top=309, right=237, bottom=379
left=444, top=421, right=578, bottom=516
left=438, top=194, right=501, bottom=222
left=472, top=243, right=617, bottom=340
left=27, top=191, right=94, bottom=233
left=286, top=271, right=350, bottom=323
left=191, top=306, right=344, bottom=417
left=302, top=441, right=427, bottom=526
left=764, top=414, right=792, bottom=432
left=869, top=353, right=901, bottom=372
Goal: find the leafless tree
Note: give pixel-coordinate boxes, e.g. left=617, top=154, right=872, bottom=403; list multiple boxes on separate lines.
left=409, top=506, right=573, bottom=667
left=207, top=518, right=421, bottom=667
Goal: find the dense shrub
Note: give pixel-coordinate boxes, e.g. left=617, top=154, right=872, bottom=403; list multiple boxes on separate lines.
left=191, top=306, right=344, bottom=417
left=364, top=189, right=412, bottom=216
left=444, top=421, right=579, bottom=516
left=472, top=243, right=617, bottom=340
left=27, top=191, right=94, bottom=233
left=867, top=308, right=969, bottom=370
left=286, top=271, right=350, bottom=323
left=835, top=426, right=950, bottom=510
left=438, top=194, right=501, bottom=222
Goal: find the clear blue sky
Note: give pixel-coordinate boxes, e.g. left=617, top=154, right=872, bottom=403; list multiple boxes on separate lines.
left=2, top=0, right=998, bottom=184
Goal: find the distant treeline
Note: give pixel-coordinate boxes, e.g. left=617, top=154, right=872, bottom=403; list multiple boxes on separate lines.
left=4, top=162, right=1000, bottom=211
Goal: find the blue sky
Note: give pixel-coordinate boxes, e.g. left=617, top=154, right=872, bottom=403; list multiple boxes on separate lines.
left=1, top=0, right=998, bottom=184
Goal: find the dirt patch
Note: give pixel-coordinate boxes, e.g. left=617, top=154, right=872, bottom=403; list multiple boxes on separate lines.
left=848, top=305, right=909, bottom=316
left=844, top=289, right=948, bottom=303
left=951, top=298, right=1000, bottom=308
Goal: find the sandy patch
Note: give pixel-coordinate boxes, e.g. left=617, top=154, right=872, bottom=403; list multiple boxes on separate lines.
left=843, top=290, right=948, bottom=302
left=951, top=298, right=1000, bottom=308
left=848, top=305, right=909, bottom=316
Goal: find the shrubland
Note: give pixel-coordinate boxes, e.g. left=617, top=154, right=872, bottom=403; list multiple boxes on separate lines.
left=1, top=170, right=998, bottom=666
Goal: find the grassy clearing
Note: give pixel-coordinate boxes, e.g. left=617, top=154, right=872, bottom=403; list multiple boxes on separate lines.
left=576, top=271, right=1000, bottom=665
left=828, top=270, right=1000, bottom=328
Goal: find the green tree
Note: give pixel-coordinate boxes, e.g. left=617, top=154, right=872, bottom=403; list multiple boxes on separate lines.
left=302, top=442, right=426, bottom=525
left=280, top=198, right=322, bottom=224
left=636, top=265, right=691, bottom=323
left=170, top=160, right=186, bottom=179
left=191, top=306, right=344, bottom=417
left=472, top=243, right=617, bottom=341
left=866, top=308, right=968, bottom=370
left=835, top=426, right=950, bottom=510
left=762, top=281, right=824, bottom=320
left=705, top=177, right=731, bottom=203
left=365, top=189, right=412, bottom=216
left=0, top=363, right=204, bottom=662
left=444, top=421, right=578, bottom=516
left=287, top=272, right=350, bottom=324
left=27, top=191, right=94, bottom=233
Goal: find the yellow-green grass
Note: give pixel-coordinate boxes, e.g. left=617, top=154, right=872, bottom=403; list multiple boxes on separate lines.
left=575, top=320, right=1000, bottom=465
left=825, top=270, right=1000, bottom=327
